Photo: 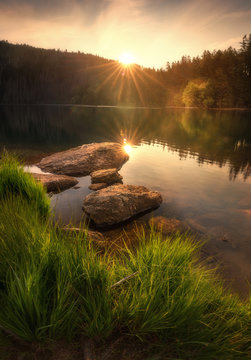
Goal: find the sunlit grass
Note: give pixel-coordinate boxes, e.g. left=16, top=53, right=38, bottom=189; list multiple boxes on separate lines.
left=0, top=151, right=50, bottom=218
left=0, top=196, right=114, bottom=341
left=0, top=154, right=250, bottom=359
left=114, top=229, right=251, bottom=358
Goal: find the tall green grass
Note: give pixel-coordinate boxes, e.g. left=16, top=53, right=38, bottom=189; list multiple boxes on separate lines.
left=114, top=230, right=251, bottom=359
left=0, top=152, right=50, bottom=217
left=0, top=197, right=114, bottom=342
left=0, top=154, right=250, bottom=359
left=0, top=199, right=250, bottom=358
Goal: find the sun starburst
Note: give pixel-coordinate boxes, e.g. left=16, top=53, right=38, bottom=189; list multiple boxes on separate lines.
left=119, top=52, right=135, bottom=66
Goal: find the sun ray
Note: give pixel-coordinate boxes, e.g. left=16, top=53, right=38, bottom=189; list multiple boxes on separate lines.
left=86, top=60, right=118, bottom=72
left=95, top=61, right=120, bottom=76
left=132, top=67, right=149, bottom=86
left=112, top=68, right=127, bottom=103
left=111, top=66, right=124, bottom=89
left=129, top=66, right=146, bottom=105
left=117, top=75, right=125, bottom=102
left=139, top=67, right=166, bottom=88
left=96, top=64, right=121, bottom=92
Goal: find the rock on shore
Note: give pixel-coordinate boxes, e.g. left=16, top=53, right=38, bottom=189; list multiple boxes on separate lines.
left=83, top=184, right=162, bottom=227
left=37, top=142, right=129, bottom=176
left=31, top=173, right=78, bottom=193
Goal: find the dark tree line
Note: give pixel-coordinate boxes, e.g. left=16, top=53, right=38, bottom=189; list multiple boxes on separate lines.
left=0, top=34, right=250, bottom=108
left=0, top=41, right=166, bottom=106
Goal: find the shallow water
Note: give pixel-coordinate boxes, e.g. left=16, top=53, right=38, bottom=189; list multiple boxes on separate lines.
left=1, top=105, right=251, bottom=294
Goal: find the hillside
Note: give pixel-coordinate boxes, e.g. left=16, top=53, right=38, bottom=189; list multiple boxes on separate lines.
left=0, top=35, right=250, bottom=108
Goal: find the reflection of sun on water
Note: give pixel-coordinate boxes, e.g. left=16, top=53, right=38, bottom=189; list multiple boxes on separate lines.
left=124, top=144, right=132, bottom=154
left=123, top=137, right=133, bottom=154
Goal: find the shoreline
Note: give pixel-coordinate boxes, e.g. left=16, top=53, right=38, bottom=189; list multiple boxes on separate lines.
left=0, top=103, right=251, bottom=111
left=12, top=147, right=251, bottom=300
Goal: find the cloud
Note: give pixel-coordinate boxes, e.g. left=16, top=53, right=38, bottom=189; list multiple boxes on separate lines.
left=0, top=0, right=251, bottom=67
left=0, top=0, right=111, bottom=24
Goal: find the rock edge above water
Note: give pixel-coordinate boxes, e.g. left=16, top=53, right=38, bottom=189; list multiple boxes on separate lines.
left=37, top=142, right=129, bottom=176
left=83, top=184, right=162, bottom=227
left=90, top=168, right=123, bottom=185
left=89, top=182, right=123, bottom=191
left=31, top=173, right=78, bottom=193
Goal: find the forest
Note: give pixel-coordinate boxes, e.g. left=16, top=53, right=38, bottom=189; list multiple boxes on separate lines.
left=0, top=34, right=250, bottom=108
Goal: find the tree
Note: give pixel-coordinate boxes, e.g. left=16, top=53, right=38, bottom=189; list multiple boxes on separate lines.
left=182, top=80, right=215, bottom=108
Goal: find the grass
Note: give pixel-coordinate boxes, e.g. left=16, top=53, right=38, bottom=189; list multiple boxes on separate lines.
left=0, top=154, right=250, bottom=359
left=114, top=231, right=251, bottom=359
left=0, top=151, right=50, bottom=217
left=0, top=196, right=114, bottom=342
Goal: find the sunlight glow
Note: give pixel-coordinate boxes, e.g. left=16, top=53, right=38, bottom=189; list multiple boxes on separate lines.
left=124, top=144, right=133, bottom=154
left=119, top=52, right=135, bottom=66
left=88, top=52, right=163, bottom=106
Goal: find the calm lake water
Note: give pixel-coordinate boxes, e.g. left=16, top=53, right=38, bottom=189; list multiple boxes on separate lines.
left=1, top=105, right=251, bottom=294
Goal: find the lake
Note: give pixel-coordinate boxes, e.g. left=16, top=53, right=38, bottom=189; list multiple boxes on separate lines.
left=0, top=105, right=251, bottom=295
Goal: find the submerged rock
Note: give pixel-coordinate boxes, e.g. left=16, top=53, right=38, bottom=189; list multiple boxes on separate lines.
left=31, top=173, right=78, bottom=193
left=149, top=216, right=189, bottom=235
left=62, top=227, right=105, bottom=242
left=83, top=184, right=162, bottom=227
left=90, top=168, right=123, bottom=185
left=37, top=142, right=129, bottom=176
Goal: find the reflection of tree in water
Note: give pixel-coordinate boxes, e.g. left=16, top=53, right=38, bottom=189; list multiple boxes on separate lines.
left=115, top=109, right=250, bottom=181
left=124, top=109, right=251, bottom=181
left=0, top=106, right=250, bottom=180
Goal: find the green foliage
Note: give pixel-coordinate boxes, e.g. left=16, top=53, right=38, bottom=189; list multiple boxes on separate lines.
left=167, top=34, right=251, bottom=108
left=0, top=197, right=114, bottom=341
left=0, top=152, right=50, bottom=217
left=114, top=230, right=250, bottom=358
left=61, top=231, right=114, bottom=338
left=182, top=80, right=215, bottom=108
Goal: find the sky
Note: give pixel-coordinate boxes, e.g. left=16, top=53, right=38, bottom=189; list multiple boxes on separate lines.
left=0, top=0, right=251, bottom=68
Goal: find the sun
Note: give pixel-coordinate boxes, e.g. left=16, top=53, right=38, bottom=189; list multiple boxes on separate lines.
left=119, top=52, right=135, bottom=66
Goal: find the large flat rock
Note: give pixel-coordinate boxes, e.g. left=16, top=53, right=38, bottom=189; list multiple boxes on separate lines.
left=31, top=173, right=78, bottom=193
left=83, top=184, right=162, bottom=227
left=36, top=142, right=129, bottom=176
